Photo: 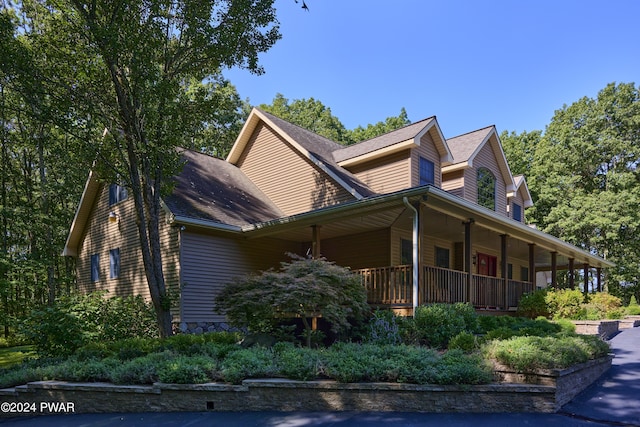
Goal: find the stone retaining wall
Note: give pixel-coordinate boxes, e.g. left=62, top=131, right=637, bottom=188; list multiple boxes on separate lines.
left=0, top=356, right=612, bottom=416
left=572, top=320, right=620, bottom=339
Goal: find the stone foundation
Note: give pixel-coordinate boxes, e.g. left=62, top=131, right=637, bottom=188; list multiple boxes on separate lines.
left=0, top=356, right=612, bottom=416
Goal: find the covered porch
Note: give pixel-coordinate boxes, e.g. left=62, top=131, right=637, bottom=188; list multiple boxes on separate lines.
left=242, top=186, right=614, bottom=314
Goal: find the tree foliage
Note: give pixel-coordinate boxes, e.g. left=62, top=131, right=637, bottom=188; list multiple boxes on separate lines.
left=215, top=254, right=370, bottom=347
left=1, top=0, right=281, bottom=336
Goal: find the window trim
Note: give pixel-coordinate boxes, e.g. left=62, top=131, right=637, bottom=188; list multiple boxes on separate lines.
left=109, top=183, right=128, bottom=206
left=90, top=253, right=100, bottom=282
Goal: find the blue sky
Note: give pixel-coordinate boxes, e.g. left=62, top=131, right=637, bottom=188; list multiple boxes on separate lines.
left=224, top=0, right=640, bottom=138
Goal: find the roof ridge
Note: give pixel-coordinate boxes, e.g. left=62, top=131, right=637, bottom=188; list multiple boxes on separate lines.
left=352, top=115, right=437, bottom=145
left=448, top=124, right=495, bottom=140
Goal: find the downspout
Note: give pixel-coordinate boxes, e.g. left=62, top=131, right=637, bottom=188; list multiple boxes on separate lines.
left=403, top=197, right=419, bottom=316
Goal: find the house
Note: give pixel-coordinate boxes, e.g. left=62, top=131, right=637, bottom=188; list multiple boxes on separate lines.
left=63, top=108, right=614, bottom=332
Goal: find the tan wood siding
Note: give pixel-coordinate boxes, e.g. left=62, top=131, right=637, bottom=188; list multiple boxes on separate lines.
left=320, top=229, right=390, bottom=270
left=179, top=231, right=299, bottom=323
left=345, top=150, right=411, bottom=194
left=442, top=169, right=465, bottom=197
left=237, top=123, right=354, bottom=215
left=411, top=132, right=442, bottom=188
left=76, top=184, right=180, bottom=308
left=463, top=142, right=508, bottom=216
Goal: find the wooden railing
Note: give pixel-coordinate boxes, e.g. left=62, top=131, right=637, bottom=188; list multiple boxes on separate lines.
left=357, top=265, right=412, bottom=306
left=355, top=265, right=534, bottom=310
left=421, top=266, right=468, bottom=305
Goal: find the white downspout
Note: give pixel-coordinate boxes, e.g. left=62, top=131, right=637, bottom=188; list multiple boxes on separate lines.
left=403, top=197, right=419, bottom=316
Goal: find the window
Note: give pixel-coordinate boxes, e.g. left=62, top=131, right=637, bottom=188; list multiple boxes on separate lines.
left=401, top=239, right=412, bottom=265
left=109, top=248, right=120, bottom=279
left=109, top=183, right=128, bottom=206
left=507, top=263, right=513, bottom=279
left=419, top=157, right=435, bottom=186
left=512, top=203, right=522, bottom=222
left=90, top=254, right=100, bottom=282
left=435, top=247, right=450, bottom=269
left=521, top=266, right=530, bottom=283
left=477, top=168, right=496, bottom=210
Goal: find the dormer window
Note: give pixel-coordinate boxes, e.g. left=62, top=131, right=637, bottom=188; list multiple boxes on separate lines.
left=419, top=157, right=435, bottom=186
left=477, top=168, right=496, bottom=210
left=109, top=183, right=128, bottom=206
left=512, top=203, right=522, bottom=222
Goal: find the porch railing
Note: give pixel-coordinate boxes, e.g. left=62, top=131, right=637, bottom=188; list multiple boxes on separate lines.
left=355, top=265, right=535, bottom=310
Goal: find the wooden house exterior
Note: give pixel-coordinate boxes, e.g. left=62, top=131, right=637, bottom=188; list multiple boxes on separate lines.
left=63, top=108, right=614, bottom=331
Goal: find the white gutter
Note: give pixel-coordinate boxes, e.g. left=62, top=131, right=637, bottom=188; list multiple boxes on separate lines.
left=403, top=197, right=419, bottom=316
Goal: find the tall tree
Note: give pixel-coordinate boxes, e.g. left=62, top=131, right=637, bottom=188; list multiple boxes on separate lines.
left=530, top=82, right=640, bottom=300
left=2, top=0, right=281, bottom=337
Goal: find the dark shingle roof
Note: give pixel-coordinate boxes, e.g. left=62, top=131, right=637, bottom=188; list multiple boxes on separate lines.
left=446, top=126, right=494, bottom=164
left=333, top=117, right=437, bottom=163
left=164, top=150, right=283, bottom=227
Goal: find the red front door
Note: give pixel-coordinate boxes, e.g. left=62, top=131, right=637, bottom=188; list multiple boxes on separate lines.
left=477, top=253, right=497, bottom=277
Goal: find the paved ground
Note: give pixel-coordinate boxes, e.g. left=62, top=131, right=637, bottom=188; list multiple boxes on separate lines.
left=1, top=326, right=638, bottom=427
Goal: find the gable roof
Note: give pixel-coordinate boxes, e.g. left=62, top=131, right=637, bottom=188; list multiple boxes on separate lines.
left=227, top=108, right=374, bottom=199
left=333, top=117, right=453, bottom=166
left=443, top=125, right=516, bottom=193
left=513, top=174, right=534, bottom=208
left=62, top=149, right=284, bottom=256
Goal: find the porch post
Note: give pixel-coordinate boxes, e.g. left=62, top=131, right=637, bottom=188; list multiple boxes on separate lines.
left=551, top=252, right=557, bottom=288
left=528, top=243, right=536, bottom=284
left=501, top=234, right=508, bottom=310
left=568, top=258, right=575, bottom=289
left=403, top=198, right=420, bottom=315
left=311, top=225, right=321, bottom=259
left=464, top=220, right=474, bottom=305
left=597, top=268, right=602, bottom=292
left=583, top=264, right=589, bottom=297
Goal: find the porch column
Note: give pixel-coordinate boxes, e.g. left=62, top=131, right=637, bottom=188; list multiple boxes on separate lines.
left=464, top=219, right=474, bottom=305
left=583, top=264, right=589, bottom=297
left=597, top=267, right=602, bottom=292
left=311, top=225, right=321, bottom=259
left=568, top=258, right=575, bottom=289
left=403, top=198, right=420, bottom=315
left=551, top=252, right=557, bottom=288
left=501, top=234, right=508, bottom=310
left=528, top=244, right=536, bottom=284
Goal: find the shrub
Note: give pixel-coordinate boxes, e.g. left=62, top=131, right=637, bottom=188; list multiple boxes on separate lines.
left=411, top=303, right=478, bottom=348
left=110, top=351, right=174, bottom=384
left=484, top=335, right=610, bottom=371
left=436, top=349, right=493, bottom=385
left=20, top=292, right=159, bottom=357
left=364, top=310, right=402, bottom=345
left=220, top=347, right=277, bottom=384
left=448, top=331, right=478, bottom=353
left=273, top=342, right=321, bottom=381
left=516, top=289, right=549, bottom=318
left=545, top=288, right=585, bottom=319
left=215, top=254, right=370, bottom=347
left=157, top=355, right=217, bottom=384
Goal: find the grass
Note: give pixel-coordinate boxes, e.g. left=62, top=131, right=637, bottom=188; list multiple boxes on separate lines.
left=0, top=346, right=36, bottom=369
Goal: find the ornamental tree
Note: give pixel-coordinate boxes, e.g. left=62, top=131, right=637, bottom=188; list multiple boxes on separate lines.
left=215, top=254, right=370, bottom=347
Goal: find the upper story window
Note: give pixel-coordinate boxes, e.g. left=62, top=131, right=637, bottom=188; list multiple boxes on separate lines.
left=109, top=248, right=120, bottom=279
left=419, top=157, right=435, bottom=186
left=477, top=168, right=496, bottom=210
left=512, top=203, right=522, bottom=222
left=90, top=253, right=100, bottom=282
left=109, top=183, right=128, bottom=206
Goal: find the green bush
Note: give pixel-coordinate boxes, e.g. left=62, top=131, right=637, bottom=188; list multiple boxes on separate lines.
left=436, top=349, right=492, bottom=385
left=157, top=355, right=217, bottom=384
left=484, top=334, right=610, bottom=371
left=220, top=347, right=277, bottom=384
left=20, top=292, right=159, bottom=357
left=545, top=288, right=585, bottom=319
left=626, top=305, right=640, bottom=315
left=110, top=351, right=173, bottom=384
left=448, top=332, right=478, bottom=353
left=410, top=303, right=478, bottom=348
left=273, top=342, right=321, bottom=381
left=516, top=289, right=549, bottom=318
